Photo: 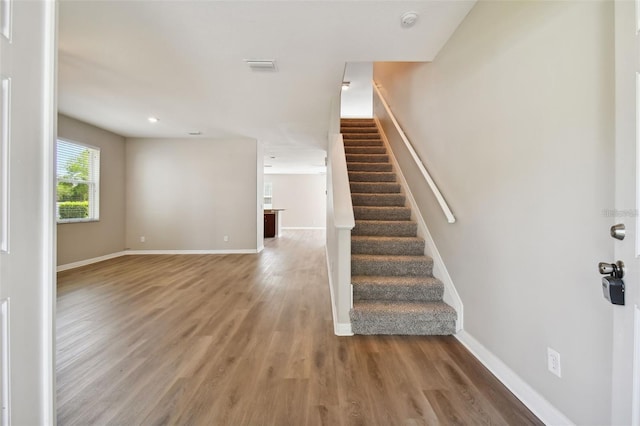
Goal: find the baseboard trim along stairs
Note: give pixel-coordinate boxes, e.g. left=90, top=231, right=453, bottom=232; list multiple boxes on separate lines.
left=342, top=118, right=457, bottom=335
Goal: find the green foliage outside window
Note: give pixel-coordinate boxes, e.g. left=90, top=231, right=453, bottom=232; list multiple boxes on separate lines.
left=57, top=149, right=89, bottom=204
left=58, top=201, right=89, bottom=219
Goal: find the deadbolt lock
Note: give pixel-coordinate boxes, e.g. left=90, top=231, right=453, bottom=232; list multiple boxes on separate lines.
left=610, top=223, right=626, bottom=241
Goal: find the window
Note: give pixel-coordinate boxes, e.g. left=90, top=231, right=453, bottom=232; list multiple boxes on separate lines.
left=56, top=139, right=100, bottom=222
left=264, top=182, right=273, bottom=209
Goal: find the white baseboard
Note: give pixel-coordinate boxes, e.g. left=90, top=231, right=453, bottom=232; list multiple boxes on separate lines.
left=325, top=247, right=353, bottom=336
left=455, top=330, right=573, bottom=426
left=57, top=251, right=127, bottom=272
left=282, top=226, right=326, bottom=230
left=124, top=249, right=259, bottom=255
left=57, top=248, right=260, bottom=271
left=334, top=322, right=353, bottom=336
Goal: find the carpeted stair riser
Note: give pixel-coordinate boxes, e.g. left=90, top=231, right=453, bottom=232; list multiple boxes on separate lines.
left=354, top=300, right=456, bottom=321
left=348, top=171, right=397, bottom=182
left=352, top=276, right=444, bottom=302
left=340, top=118, right=378, bottom=128
left=352, top=254, right=433, bottom=277
left=351, top=193, right=405, bottom=207
left=353, top=206, right=411, bottom=221
left=350, top=301, right=456, bottom=335
left=352, top=220, right=417, bottom=237
left=341, top=125, right=377, bottom=130
left=346, top=154, right=389, bottom=163
left=347, top=162, right=393, bottom=172
left=343, top=139, right=384, bottom=147
left=345, top=146, right=387, bottom=155
left=352, top=319, right=456, bottom=335
left=341, top=127, right=379, bottom=134
left=350, top=182, right=401, bottom=194
left=351, top=236, right=425, bottom=256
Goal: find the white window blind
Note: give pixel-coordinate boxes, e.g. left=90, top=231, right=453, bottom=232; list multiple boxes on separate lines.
left=56, top=139, right=100, bottom=222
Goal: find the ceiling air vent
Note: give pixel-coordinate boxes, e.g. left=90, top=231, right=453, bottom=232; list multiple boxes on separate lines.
left=245, top=59, right=277, bottom=72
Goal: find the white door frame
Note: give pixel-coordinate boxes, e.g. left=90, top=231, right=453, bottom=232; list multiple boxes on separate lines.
left=613, top=1, right=640, bottom=424
left=43, top=0, right=57, bottom=423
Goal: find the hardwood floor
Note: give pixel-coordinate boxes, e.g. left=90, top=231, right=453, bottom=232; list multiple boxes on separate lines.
left=57, top=230, right=542, bottom=426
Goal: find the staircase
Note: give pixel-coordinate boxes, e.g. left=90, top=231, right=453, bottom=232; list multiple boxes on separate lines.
left=341, top=118, right=457, bottom=335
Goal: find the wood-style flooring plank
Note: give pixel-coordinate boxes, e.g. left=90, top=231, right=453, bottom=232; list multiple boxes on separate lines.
left=57, top=230, right=542, bottom=426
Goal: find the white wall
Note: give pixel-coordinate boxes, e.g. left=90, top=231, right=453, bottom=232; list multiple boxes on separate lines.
left=125, top=137, right=260, bottom=251
left=264, top=174, right=326, bottom=228
left=57, top=114, right=126, bottom=265
left=341, top=62, right=373, bottom=118
left=374, top=1, right=614, bottom=424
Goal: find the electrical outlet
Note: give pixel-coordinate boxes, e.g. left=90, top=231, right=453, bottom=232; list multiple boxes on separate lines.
left=140, top=236, right=145, bottom=243
left=547, top=347, right=561, bottom=378
left=223, top=235, right=229, bottom=242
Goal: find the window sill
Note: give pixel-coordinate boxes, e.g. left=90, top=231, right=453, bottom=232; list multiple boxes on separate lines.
left=57, top=218, right=99, bottom=224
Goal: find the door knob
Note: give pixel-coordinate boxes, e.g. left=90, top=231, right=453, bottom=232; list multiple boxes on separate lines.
left=598, top=260, right=625, bottom=279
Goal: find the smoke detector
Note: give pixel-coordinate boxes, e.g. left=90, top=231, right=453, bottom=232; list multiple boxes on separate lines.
left=400, top=11, right=419, bottom=28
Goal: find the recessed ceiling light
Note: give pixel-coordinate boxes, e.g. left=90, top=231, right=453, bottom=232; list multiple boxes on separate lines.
left=401, top=11, right=419, bottom=28
left=148, top=116, right=159, bottom=123
left=270, top=156, right=276, bottom=159
left=342, top=81, right=350, bottom=90
left=188, top=131, right=202, bottom=136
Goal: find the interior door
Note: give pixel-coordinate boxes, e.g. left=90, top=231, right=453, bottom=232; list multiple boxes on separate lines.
left=0, top=1, right=56, bottom=424
left=612, top=1, right=640, bottom=424
left=0, top=2, right=11, bottom=423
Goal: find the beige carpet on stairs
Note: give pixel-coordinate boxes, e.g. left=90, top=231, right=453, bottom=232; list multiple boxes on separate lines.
left=342, top=118, right=457, bottom=335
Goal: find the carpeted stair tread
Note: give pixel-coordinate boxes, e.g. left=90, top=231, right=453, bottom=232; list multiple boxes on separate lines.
left=352, top=220, right=417, bottom=237
left=352, top=276, right=444, bottom=302
left=346, top=154, right=389, bottom=163
left=353, top=275, right=442, bottom=287
left=343, top=133, right=382, bottom=140
left=351, top=235, right=425, bottom=256
left=341, top=127, right=379, bottom=134
left=353, top=206, right=411, bottom=221
left=345, top=146, right=387, bottom=155
left=347, top=162, right=393, bottom=172
left=352, top=254, right=433, bottom=277
left=348, top=171, right=397, bottom=182
left=343, top=139, right=384, bottom=147
left=350, top=301, right=456, bottom=335
left=351, top=193, right=405, bottom=207
left=350, top=182, right=401, bottom=194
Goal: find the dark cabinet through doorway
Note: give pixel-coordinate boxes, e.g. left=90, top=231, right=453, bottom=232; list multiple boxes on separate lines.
left=264, top=213, right=276, bottom=238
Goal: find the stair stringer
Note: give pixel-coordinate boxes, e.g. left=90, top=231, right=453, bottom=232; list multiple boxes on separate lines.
left=373, top=117, right=463, bottom=332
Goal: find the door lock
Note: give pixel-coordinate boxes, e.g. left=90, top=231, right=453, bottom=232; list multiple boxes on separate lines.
left=598, top=260, right=625, bottom=278
left=598, top=260, right=625, bottom=305
left=610, top=223, right=626, bottom=241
